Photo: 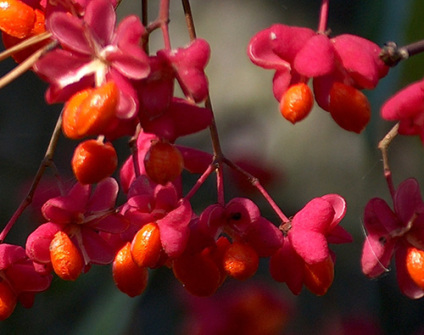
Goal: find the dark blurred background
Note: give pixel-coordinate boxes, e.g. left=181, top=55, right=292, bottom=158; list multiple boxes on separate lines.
left=1, top=0, right=424, bottom=334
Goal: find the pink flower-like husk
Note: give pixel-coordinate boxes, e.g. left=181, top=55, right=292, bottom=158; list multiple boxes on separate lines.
left=28, top=178, right=127, bottom=267
left=361, top=232, right=395, bottom=278
left=332, top=34, right=387, bottom=89
left=223, top=198, right=283, bottom=257
left=80, top=227, right=115, bottom=264
left=140, top=98, right=213, bottom=142
left=293, top=34, right=335, bottom=77
left=381, top=81, right=424, bottom=140
left=269, top=237, right=304, bottom=295
left=0, top=244, right=51, bottom=304
left=289, top=195, right=350, bottom=264
left=36, top=0, right=149, bottom=113
left=248, top=24, right=315, bottom=70
left=162, top=38, right=210, bottom=103
left=381, top=82, right=424, bottom=121
left=26, top=222, right=63, bottom=264
left=42, top=183, right=90, bottom=224
left=157, top=199, right=192, bottom=258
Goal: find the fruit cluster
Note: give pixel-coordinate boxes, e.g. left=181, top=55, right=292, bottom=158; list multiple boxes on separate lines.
left=0, top=0, right=423, bottom=324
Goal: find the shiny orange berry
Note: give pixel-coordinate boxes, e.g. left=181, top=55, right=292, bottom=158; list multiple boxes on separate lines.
left=2, top=8, right=48, bottom=63
left=172, top=251, right=221, bottom=297
left=144, top=140, right=184, bottom=185
left=131, top=222, right=163, bottom=268
left=222, top=242, right=259, bottom=280
left=0, top=0, right=35, bottom=38
left=303, top=256, right=334, bottom=296
left=62, top=81, right=119, bottom=139
left=113, top=242, right=149, bottom=297
left=72, top=139, right=118, bottom=185
left=49, top=231, right=84, bottom=281
left=279, top=83, right=314, bottom=124
left=328, top=82, right=371, bottom=133
left=0, top=281, right=17, bottom=321
left=406, top=246, right=424, bottom=289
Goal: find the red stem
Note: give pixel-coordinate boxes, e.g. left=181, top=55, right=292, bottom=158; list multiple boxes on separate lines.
left=224, top=158, right=289, bottom=223
left=184, top=164, right=216, bottom=201
left=159, top=0, right=172, bottom=49
left=317, top=0, right=330, bottom=33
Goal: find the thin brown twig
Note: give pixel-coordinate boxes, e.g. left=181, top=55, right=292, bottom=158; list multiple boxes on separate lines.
left=0, top=31, right=52, bottom=62
left=0, top=113, right=63, bottom=243
left=0, top=40, right=57, bottom=90
left=378, top=122, right=399, bottom=199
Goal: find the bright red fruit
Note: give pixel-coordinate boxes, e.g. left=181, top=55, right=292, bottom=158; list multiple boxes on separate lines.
left=49, top=231, right=84, bottom=281
left=113, top=242, right=149, bottom=297
left=144, top=140, right=184, bottom=185
left=71, top=139, right=118, bottom=185
left=328, top=82, right=371, bottom=133
left=279, top=83, right=314, bottom=124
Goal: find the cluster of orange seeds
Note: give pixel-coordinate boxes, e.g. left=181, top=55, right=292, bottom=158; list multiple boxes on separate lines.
left=109, top=227, right=263, bottom=298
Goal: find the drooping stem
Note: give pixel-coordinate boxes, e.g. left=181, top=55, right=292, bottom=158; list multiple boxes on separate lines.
left=181, top=0, right=225, bottom=204
left=224, top=158, right=289, bottom=223
left=378, top=122, right=399, bottom=200
left=130, top=124, right=142, bottom=178
left=0, top=31, right=52, bottom=62
left=0, top=40, right=56, bottom=90
left=380, top=40, right=424, bottom=67
left=317, top=0, right=330, bottom=33
left=0, top=114, right=63, bottom=243
left=159, top=0, right=171, bottom=49
left=184, top=163, right=216, bottom=201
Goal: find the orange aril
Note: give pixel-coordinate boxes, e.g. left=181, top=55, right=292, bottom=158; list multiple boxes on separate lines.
left=406, top=246, right=424, bottom=289
left=328, top=82, right=371, bottom=133
left=131, top=222, right=163, bottom=268
left=112, top=242, right=149, bottom=297
left=71, top=139, right=118, bottom=185
left=2, top=8, right=48, bottom=63
left=62, top=81, right=119, bottom=139
left=222, top=242, right=259, bottom=280
left=49, top=231, right=84, bottom=281
left=279, top=83, right=314, bottom=124
left=0, top=0, right=35, bottom=38
left=303, top=255, right=334, bottom=296
left=0, top=281, right=17, bottom=321
left=144, top=140, right=184, bottom=185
